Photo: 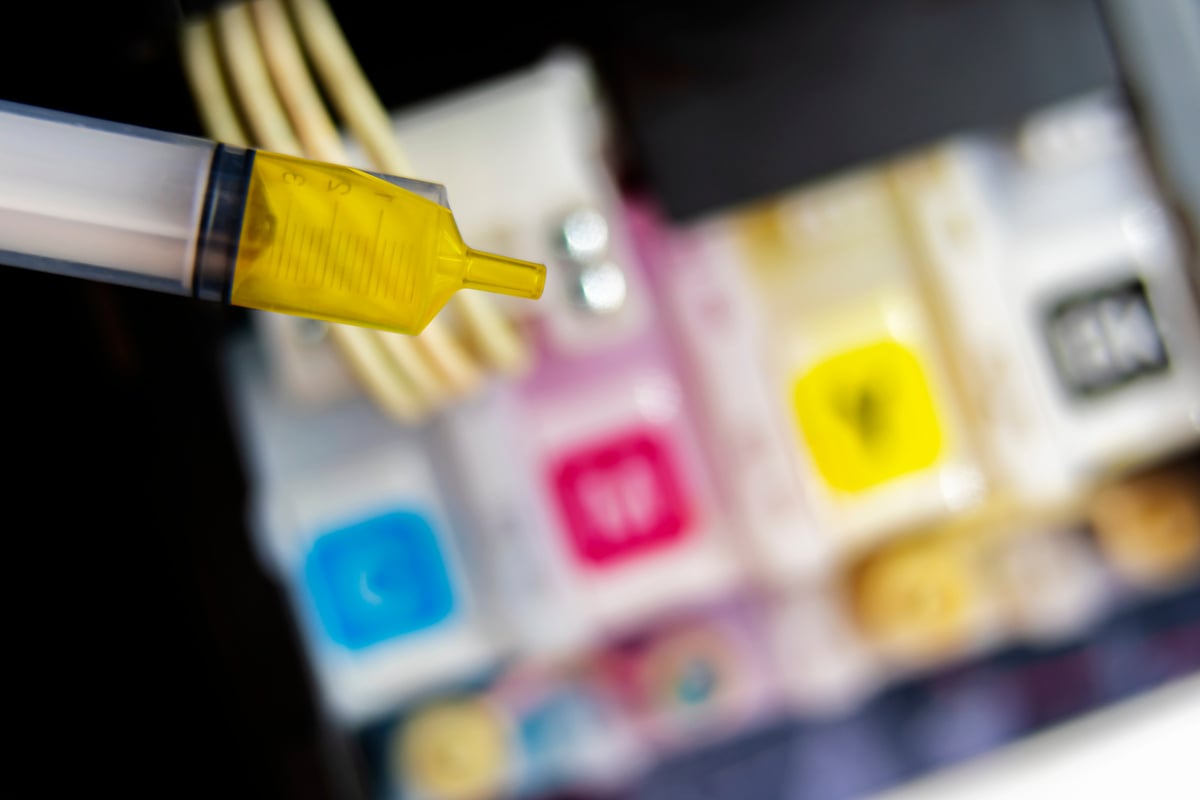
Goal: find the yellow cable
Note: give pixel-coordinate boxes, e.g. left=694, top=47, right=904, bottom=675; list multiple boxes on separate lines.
left=187, top=4, right=428, bottom=420
left=185, top=1, right=516, bottom=417
left=216, top=0, right=431, bottom=417
left=179, top=16, right=250, bottom=147
left=374, top=333, right=455, bottom=405
left=197, top=2, right=428, bottom=419
left=214, top=2, right=304, bottom=156
left=250, top=0, right=343, bottom=161
left=453, top=291, right=529, bottom=374
left=183, top=8, right=424, bottom=417
left=328, top=325, right=426, bottom=422
left=242, top=0, right=481, bottom=409
left=286, top=0, right=412, bottom=175
left=412, top=321, right=484, bottom=396
left=286, top=0, right=529, bottom=375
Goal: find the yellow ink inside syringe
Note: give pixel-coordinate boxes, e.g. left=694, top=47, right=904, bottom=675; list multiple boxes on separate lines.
left=229, top=151, right=544, bottom=334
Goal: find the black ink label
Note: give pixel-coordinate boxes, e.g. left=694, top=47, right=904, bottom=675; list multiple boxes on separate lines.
left=1044, top=276, right=1170, bottom=399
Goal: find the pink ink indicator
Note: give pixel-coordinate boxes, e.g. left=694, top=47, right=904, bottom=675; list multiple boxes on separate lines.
left=550, top=430, right=692, bottom=567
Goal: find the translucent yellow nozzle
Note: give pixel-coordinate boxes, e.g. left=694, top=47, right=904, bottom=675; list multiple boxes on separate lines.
left=462, top=248, right=545, bottom=299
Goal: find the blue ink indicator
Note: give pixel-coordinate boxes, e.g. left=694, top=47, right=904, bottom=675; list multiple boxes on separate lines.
left=305, top=511, right=456, bottom=650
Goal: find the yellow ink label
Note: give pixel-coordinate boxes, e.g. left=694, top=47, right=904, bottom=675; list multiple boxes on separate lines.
left=1090, top=468, right=1200, bottom=586
left=396, top=699, right=509, bottom=800
left=853, top=539, right=976, bottom=657
left=793, top=340, right=943, bottom=492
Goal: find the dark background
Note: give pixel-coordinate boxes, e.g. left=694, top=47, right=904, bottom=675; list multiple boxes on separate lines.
left=0, top=1, right=1123, bottom=795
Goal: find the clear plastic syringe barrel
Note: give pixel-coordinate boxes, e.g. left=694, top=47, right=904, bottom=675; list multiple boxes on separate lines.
left=0, top=99, right=215, bottom=294
left=0, top=100, right=545, bottom=334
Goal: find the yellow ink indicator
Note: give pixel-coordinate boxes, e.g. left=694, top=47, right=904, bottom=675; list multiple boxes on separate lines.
left=793, top=340, right=944, bottom=493
left=852, top=538, right=977, bottom=658
left=396, top=699, right=509, bottom=800
left=1089, top=466, right=1200, bottom=587
left=231, top=151, right=544, bottom=334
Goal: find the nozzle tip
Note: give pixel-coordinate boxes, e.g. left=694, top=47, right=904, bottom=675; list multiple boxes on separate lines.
left=462, top=248, right=546, bottom=300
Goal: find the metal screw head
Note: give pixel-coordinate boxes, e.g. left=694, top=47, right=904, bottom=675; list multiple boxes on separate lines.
left=557, top=207, right=610, bottom=264
left=571, top=260, right=627, bottom=315
left=553, top=207, right=627, bottom=315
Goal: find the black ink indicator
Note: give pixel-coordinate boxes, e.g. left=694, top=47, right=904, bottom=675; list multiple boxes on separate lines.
left=1044, top=276, right=1169, bottom=399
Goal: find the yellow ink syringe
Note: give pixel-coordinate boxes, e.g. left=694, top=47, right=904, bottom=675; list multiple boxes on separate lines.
left=0, top=99, right=545, bottom=333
